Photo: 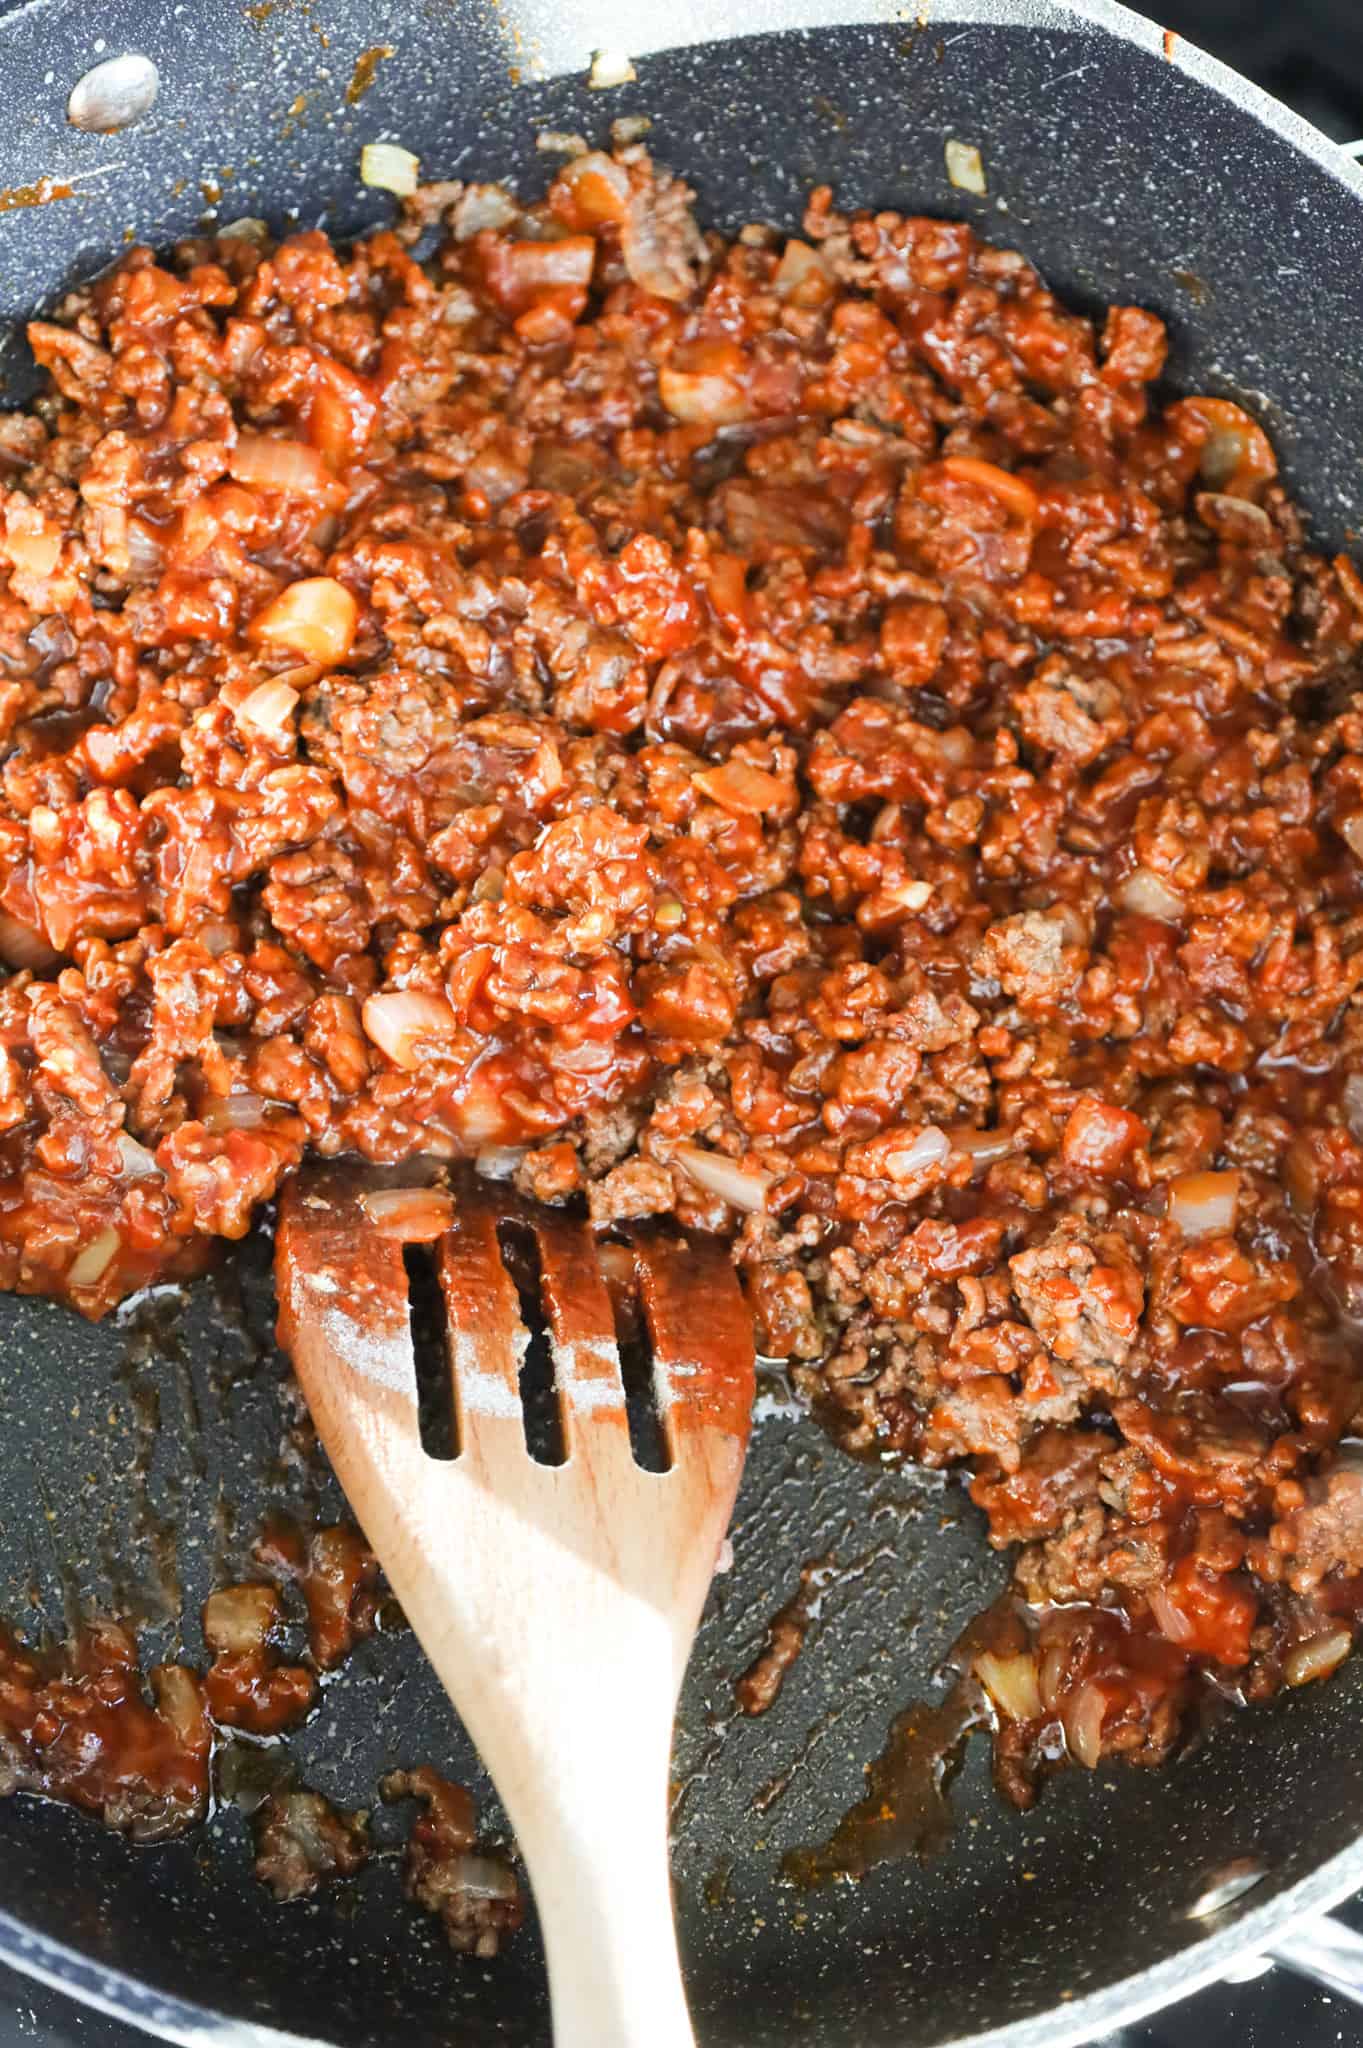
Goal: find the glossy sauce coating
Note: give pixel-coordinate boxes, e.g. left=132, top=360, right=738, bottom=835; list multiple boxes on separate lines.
left=1, top=146, right=1363, bottom=1797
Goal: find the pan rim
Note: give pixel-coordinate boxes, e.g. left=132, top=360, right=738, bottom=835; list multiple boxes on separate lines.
left=4, top=1830, right=1363, bottom=2048
left=0, top=0, right=1361, bottom=2042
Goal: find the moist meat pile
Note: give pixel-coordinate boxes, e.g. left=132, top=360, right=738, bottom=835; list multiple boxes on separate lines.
left=4, top=142, right=1363, bottom=1801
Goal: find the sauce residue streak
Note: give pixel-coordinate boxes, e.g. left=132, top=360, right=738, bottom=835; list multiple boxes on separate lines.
left=782, top=1682, right=986, bottom=1886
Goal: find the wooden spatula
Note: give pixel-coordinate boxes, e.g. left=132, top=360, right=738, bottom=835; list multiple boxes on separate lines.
left=275, top=1166, right=755, bottom=2048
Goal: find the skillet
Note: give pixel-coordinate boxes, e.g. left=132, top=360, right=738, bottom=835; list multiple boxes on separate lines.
left=2, top=0, right=1363, bottom=2040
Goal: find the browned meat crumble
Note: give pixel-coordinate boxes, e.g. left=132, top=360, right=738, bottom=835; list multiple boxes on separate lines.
left=253, top=1787, right=370, bottom=1901
left=0, top=140, right=1360, bottom=1813
left=382, top=1765, right=524, bottom=1955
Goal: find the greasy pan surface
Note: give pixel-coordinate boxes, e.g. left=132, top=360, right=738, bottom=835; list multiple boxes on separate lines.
left=1, top=1, right=1363, bottom=2042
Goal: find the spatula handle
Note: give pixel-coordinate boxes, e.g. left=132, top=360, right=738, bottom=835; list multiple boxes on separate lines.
left=512, top=1758, right=695, bottom=2048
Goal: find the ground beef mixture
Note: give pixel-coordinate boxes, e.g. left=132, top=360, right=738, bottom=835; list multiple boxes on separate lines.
left=0, top=1622, right=210, bottom=1841
left=0, top=1521, right=378, bottom=1848
left=3, top=141, right=1363, bottom=1805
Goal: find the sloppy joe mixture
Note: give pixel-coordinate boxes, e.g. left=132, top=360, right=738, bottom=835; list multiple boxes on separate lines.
left=3, top=139, right=1363, bottom=1819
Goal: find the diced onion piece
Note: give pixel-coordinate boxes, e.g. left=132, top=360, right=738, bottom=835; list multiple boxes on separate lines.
left=0, top=910, right=61, bottom=972
left=447, top=1853, right=520, bottom=1901
left=1284, top=1628, right=1352, bottom=1687
left=1063, top=1682, right=1108, bottom=1769
left=975, top=1651, right=1042, bottom=1721
left=126, top=518, right=165, bottom=578
left=882, top=1125, right=952, bottom=1181
left=1148, top=1583, right=1196, bottom=1646
left=447, top=1068, right=509, bottom=1148
left=362, top=989, right=460, bottom=1070
left=6, top=527, right=61, bottom=577
left=201, top=1093, right=271, bottom=1132
left=587, top=47, right=636, bottom=87
left=673, top=1141, right=772, bottom=1214
left=1343, top=1073, right=1363, bottom=1144
left=360, top=141, right=419, bottom=196
left=774, top=239, right=831, bottom=303
left=948, top=1125, right=1016, bottom=1169
left=250, top=577, right=358, bottom=665
left=450, top=185, right=521, bottom=240
left=229, top=435, right=340, bottom=500
left=1338, top=812, right=1363, bottom=862
left=553, top=1036, right=613, bottom=1075
left=218, top=216, right=269, bottom=243
left=69, top=1227, right=121, bottom=1288
left=658, top=343, right=750, bottom=426
left=359, top=1186, right=454, bottom=1241
left=1194, top=492, right=1273, bottom=542
left=945, top=139, right=987, bottom=194
left=880, top=878, right=933, bottom=912
left=152, top=1664, right=209, bottom=1747
left=1119, top=866, right=1185, bottom=922
left=535, top=129, right=588, bottom=157
left=203, top=1583, right=282, bottom=1656
left=1169, top=396, right=1277, bottom=499
left=475, top=1144, right=529, bottom=1182
left=266, top=662, right=326, bottom=693
left=1038, top=1643, right=1065, bottom=1715
left=28, top=615, right=74, bottom=663
left=555, top=150, right=631, bottom=226
left=493, top=236, right=597, bottom=304
left=116, top=1132, right=161, bottom=1178
left=1168, top=1169, right=1239, bottom=1239
left=693, top=760, right=788, bottom=816
left=236, top=677, right=301, bottom=736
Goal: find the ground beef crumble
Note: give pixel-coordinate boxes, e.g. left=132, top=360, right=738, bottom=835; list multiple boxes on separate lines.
left=0, top=1519, right=378, bottom=1842
left=1, top=143, right=1362, bottom=1806
left=382, top=1765, right=523, bottom=1956
left=252, top=1788, right=369, bottom=1902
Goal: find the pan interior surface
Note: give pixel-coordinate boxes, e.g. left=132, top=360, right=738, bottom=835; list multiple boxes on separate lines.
left=0, top=3, right=1361, bottom=2044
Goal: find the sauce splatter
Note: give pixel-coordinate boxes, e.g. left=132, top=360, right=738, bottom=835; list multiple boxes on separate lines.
left=736, top=1555, right=833, bottom=1716
left=781, top=1681, right=987, bottom=1885
left=0, top=180, right=74, bottom=214
left=346, top=44, right=394, bottom=105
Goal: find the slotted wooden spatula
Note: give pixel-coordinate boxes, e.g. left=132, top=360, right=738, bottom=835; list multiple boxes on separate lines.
left=275, top=1166, right=755, bottom=2048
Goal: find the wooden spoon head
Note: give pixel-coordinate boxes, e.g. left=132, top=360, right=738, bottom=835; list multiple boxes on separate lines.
left=275, top=1166, right=755, bottom=1638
